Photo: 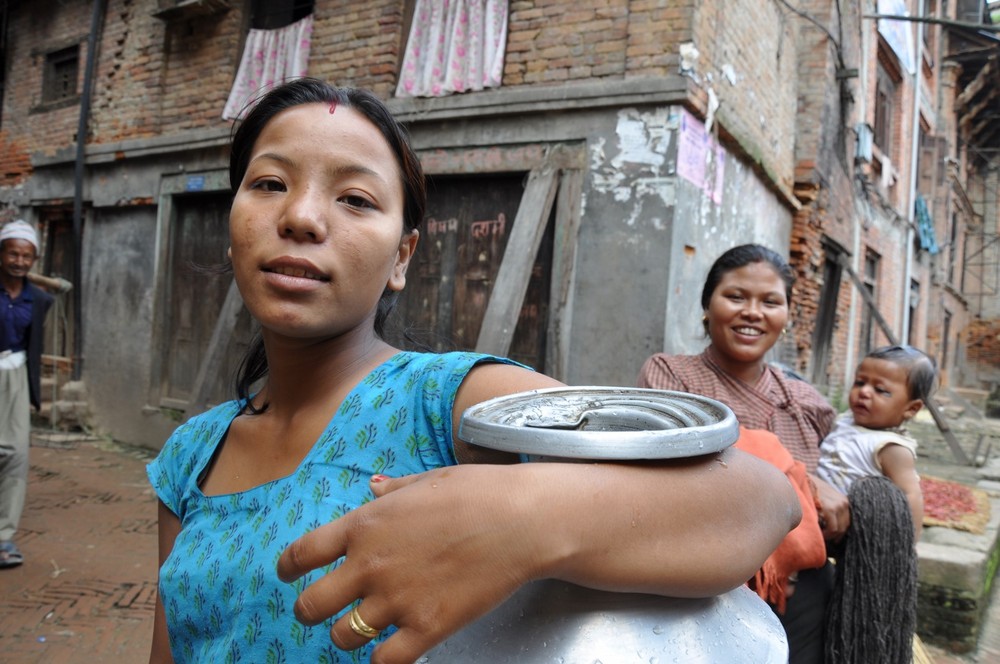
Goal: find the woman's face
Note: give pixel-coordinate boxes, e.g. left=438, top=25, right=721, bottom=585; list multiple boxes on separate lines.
left=705, top=261, right=789, bottom=366
left=228, top=103, right=417, bottom=342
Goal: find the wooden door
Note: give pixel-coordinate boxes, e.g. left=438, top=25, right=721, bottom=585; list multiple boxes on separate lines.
left=38, top=210, right=76, bottom=362
left=391, top=173, right=553, bottom=371
left=162, top=193, right=254, bottom=407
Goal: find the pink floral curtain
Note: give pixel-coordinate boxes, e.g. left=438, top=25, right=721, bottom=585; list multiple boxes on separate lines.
left=222, top=14, right=314, bottom=120
left=396, top=0, right=508, bottom=98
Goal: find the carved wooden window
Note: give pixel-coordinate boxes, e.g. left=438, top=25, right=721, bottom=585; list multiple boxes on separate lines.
left=42, top=45, right=79, bottom=104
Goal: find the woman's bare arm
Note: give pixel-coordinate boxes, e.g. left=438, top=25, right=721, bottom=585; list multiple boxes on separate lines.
left=149, top=500, right=180, bottom=664
left=277, top=363, right=800, bottom=664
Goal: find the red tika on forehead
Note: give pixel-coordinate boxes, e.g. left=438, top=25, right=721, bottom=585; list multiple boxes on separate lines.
left=329, top=101, right=337, bottom=114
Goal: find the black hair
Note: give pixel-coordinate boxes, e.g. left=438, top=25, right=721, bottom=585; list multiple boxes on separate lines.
left=864, top=344, right=938, bottom=402
left=825, top=476, right=917, bottom=664
left=699, top=244, right=796, bottom=334
left=229, top=78, right=427, bottom=411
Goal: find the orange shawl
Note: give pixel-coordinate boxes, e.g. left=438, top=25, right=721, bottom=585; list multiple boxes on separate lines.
left=735, top=426, right=827, bottom=614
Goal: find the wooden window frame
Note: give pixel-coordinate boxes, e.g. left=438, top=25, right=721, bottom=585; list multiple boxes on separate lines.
left=42, top=44, right=80, bottom=105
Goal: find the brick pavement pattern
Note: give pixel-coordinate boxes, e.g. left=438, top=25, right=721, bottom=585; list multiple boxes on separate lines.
left=0, top=433, right=157, bottom=663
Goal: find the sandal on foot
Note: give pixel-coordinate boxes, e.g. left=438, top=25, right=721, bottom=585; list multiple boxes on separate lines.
left=0, top=540, right=23, bottom=568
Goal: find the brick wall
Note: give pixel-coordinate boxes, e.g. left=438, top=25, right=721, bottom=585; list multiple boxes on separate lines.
left=3, top=0, right=802, bottom=193
left=310, top=0, right=407, bottom=96
left=966, top=320, right=1000, bottom=372
left=689, top=0, right=798, bottom=189
left=4, top=0, right=94, bottom=166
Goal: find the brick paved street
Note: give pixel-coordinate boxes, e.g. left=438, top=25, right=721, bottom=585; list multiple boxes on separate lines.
left=2, top=414, right=1000, bottom=663
left=0, top=432, right=158, bottom=663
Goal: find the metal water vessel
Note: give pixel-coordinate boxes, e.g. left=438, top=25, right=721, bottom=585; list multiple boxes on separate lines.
left=422, top=387, right=788, bottom=663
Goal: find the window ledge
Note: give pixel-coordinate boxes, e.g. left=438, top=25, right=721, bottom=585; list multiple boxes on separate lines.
left=152, top=0, right=230, bottom=21
left=30, top=97, right=80, bottom=114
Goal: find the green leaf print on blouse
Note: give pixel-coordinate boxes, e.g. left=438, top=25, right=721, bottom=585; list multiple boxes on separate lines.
left=323, top=436, right=347, bottom=463
left=245, top=612, right=263, bottom=645
left=365, top=367, right=389, bottom=391
left=286, top=499, right=304, bottom=527
left=249, top=567, right=266, bottom=596
left=406, top=433, right=431, bottom=457
left=387, top=405, right=409, bottom=434
left=338, top=466, right=363, bottom=490
left=251, top=504, right=273, bottom=532
left=355, top=422, right=377, bottom=449
left=266, top=637, right=285, bottom=664
left=372, top=447, right=397, bottom=474
left=227, top=533, right=245, bottom=561
left=274, top=483, right=292, bottom=508
left=422, top=377, right=442, bottom=400
left=339, top=393, right=363, bottom=419
left=312, top=476, right=333, bottom=502
left=225, top=639, right=241, bottom=664
left=267, top=587, right=284, bottom=621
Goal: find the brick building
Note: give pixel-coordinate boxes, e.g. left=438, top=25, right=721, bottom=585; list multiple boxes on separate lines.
left=0, top=0, right=996, bottom=446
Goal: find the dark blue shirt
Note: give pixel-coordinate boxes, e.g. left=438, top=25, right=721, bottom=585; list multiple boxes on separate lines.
left=0, top=279, right=33, bottom=352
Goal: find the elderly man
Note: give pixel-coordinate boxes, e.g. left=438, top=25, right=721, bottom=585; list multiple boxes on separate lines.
left=0, top=220, right=53, bottom=568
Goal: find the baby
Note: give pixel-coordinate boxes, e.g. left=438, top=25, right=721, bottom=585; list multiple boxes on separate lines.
left=816, top=345, right=937, bottom=538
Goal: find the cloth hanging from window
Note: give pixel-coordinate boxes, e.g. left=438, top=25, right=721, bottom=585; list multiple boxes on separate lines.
left=914, top=194, right=940, bottom=254
left=222, top=14, right=313, bottom=121
left=396, top=0, right=507, bottom=98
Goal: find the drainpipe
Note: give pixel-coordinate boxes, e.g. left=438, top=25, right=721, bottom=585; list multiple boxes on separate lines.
left=902, top=0, right=926, bottom=341
left=72, top=0, right=106, bottom=381
left=846, top=1, right=873, bottom=394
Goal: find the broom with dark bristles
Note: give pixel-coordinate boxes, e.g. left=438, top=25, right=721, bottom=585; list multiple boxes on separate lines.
left=825, top=476, right=918, bottom=664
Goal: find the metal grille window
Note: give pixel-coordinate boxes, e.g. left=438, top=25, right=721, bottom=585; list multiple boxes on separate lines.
left=43, top=45, right=79, bottom=104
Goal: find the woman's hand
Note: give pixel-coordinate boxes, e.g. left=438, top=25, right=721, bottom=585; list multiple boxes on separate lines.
left=277, top=450, right=797, bottom=664
left=812, top=473, right=851, bottom=542
left=277, top=465, right=550, bottom=664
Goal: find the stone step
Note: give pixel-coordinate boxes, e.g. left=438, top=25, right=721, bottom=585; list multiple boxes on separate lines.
left=917, top=486, right=1000, bottom=653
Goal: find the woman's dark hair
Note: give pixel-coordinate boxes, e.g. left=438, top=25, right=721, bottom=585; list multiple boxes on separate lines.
left=865, top=345, right=938, bottom=401
left=229, top=78, right=427, bottom=410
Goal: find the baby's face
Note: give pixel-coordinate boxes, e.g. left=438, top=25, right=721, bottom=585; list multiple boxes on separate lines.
left=848, top=358, right=918, bottom=429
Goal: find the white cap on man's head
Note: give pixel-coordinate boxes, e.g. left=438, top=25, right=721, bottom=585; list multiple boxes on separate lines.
left=0, top=219, right=39, bottom=252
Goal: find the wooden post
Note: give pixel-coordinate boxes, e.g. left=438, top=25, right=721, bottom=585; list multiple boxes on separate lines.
left=185, top=278, right=244, bottom=420
left=474, top=164, right=559, bottom=356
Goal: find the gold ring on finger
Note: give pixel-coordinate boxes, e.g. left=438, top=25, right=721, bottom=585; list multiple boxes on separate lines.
left=348, top=605, right=381, bottom=639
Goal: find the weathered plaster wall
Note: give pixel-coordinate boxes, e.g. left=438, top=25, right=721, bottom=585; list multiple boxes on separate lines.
left=567, top=105, right=792, bottom=386
left=659, top=157, right=793, bottom=363
left=81, top=205, right=178, bottom=448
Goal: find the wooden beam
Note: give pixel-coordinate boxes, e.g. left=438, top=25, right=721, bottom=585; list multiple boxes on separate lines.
left=475, top=164, right=559, bottom=356
left=837, top=254, right=972, bottom=465
left=973, top=120, right=1000, bottom=148
left=545, top=168, right=584, bottom=381
left=956, top=58, right=994, bottom=109
left=959, top=95, right=993, bottom=133
left=971, top=111, right=1000, bottom=143
left=185, top=278, right=244, bottom=419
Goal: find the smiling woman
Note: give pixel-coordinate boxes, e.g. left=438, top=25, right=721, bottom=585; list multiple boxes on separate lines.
left=637, top=243, right=841, bottom=664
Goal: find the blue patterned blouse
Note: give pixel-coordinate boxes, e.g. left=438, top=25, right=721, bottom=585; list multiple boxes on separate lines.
left=147, top=351, right=516, bottom=663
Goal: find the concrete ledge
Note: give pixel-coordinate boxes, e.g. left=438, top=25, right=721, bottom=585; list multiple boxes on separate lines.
left=917, top=493, right=1000, bottom=652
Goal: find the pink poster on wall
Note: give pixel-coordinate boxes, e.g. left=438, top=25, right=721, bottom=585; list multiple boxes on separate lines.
left=677, top=108, right=725, bottom=204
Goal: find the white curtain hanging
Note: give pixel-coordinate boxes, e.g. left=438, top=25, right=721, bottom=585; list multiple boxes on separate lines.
left=222, top=14, right=314, bottom=120
left=396, top=0, right=508, bottom=98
